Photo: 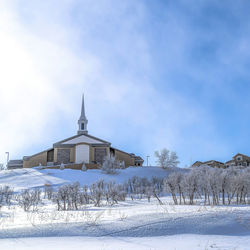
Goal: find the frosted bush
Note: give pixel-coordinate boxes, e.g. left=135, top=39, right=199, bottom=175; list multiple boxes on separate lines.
left=60, top=163, right=65, bottom=170
left=101, top=156, right=120, bottom=174
left=81, top=163, right=87, bottom=171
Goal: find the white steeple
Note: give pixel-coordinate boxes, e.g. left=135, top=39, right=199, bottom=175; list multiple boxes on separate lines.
left=77, top=94, right=88, bottom=135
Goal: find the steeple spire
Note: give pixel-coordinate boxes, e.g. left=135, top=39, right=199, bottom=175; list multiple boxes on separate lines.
left=80, top=93, right=86, bottom=120
left=77, top=94, right=88, bottom=135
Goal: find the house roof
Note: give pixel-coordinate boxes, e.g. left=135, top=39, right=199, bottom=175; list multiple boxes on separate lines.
left=191, top=161, right=203, bottom=166
left=225, top=160, right=234, bottom=164
left=192, top=160, right=224, bottom=167
left=233, top=153, right=250, bottom=159
left=203, top=160, right=224, bottom=165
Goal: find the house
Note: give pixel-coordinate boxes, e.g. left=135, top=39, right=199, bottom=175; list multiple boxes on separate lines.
left=192, top=160, right=225, bottom=168
left=23, top=94, right=144, bottom=169
left=225, top=153, right=250, bottom=168
left=192, top=153, right=250, bottom=169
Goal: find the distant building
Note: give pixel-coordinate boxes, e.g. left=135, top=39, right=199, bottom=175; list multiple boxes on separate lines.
left=192, top=153, right=250, bottom=169
left=192, top=160, right=225, bottom=168
left=7, top=160, right=23, bottom=169
left=23, top=94, right=143, bottom=169
left=225, top=153, right=250, bottom=168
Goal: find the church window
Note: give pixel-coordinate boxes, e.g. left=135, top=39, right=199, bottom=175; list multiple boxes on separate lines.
left=81, top=123, right=85, bottom=130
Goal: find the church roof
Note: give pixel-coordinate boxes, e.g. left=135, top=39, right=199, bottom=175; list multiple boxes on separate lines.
left=54, top=133, right=111, bottom=146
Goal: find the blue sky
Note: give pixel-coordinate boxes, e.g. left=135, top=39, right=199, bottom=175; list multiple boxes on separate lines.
left=0, top=0, right=249, bottom=166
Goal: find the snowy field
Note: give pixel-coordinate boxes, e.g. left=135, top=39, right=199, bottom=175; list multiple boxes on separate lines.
left=0, top=167, right=249, bottom=249
left=0, top=197, right=249, bottom=249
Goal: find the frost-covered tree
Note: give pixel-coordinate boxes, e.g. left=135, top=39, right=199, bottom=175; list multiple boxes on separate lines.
left=155, top=148, right=179, bottom=169
left=90, top=180, right=105, bottom=206
left=0, top=164, right=5, bottom=171
left=0, top=186, right=13, bottom=208
left=165, top=172, right=184, bottom=204
left=120, top=161, right=126, bottom=169
left=18, top=189, right=41, bottom=211
left=101, top=155, right=120, bottom=174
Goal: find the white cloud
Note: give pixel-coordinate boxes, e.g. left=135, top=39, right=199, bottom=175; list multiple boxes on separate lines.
left=0, top=1, right=95, bottom=163
left=0, top=0, right=232, bottom=166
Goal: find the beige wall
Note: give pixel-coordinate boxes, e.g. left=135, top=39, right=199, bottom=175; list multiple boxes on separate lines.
left=23, top=145, right=136, bottom=168
left=115, top=150, right=135, bottom=167
left=70, top=147, right=75, bottom=163
left=89, top=146, right=135, bottom=167
left=23, top=151, right=47, bottom=168
left=54, top=148, right=58, bottom=163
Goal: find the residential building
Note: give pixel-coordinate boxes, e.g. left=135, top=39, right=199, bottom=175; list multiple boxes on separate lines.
left=192, top=153, right=250, bottom=169
left=225, top=153, right=250, bottom=168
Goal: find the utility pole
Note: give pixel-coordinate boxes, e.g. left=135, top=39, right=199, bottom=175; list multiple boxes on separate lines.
left=5, top=152, right=9, bottom=169
left=146, top=155, right=150, bottom=167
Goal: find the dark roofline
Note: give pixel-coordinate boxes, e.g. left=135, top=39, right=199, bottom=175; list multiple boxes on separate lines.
left=203, top=160, right=224, bottom=164
left=192, top=161, right=203, bottom=166
left=91, top=143, right=110, bottom=147
left=225, top=160, right=234, bottom=164
left=192, top=160, right=224, bottom=167
left=53, top=144, right=75, bottom=148
left=233, top=153, right=250, bottom=159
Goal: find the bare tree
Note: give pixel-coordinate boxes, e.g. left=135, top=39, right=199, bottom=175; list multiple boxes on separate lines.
left=44, top=184, right=53, bottom=200
left=155, top=148, right=179, bottom=169
left=165, top=172, right=183, bottom=205
left=18, top=189, right=41, bottom=211
left=89, top=180, right=105, bottom=207
left=0, top=186, right=13, bottom=208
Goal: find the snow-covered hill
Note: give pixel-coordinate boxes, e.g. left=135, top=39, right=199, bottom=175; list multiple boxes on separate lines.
left=0, top=166, right=188, bottom=191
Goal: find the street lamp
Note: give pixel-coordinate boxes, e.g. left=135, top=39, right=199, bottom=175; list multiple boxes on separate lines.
left=146, top=155, right=150, bottom=167
left=5, top=152, right=9, bottom=169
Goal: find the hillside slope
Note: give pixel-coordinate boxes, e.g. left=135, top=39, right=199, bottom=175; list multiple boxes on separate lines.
left=0, top=166, right=188, bottom=191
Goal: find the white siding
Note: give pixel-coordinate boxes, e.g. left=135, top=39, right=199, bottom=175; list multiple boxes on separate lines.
left=75, top=145, right=89, bottom=164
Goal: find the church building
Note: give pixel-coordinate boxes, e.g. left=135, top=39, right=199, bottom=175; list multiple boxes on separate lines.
left=23, top=95, right=144, bottom=169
